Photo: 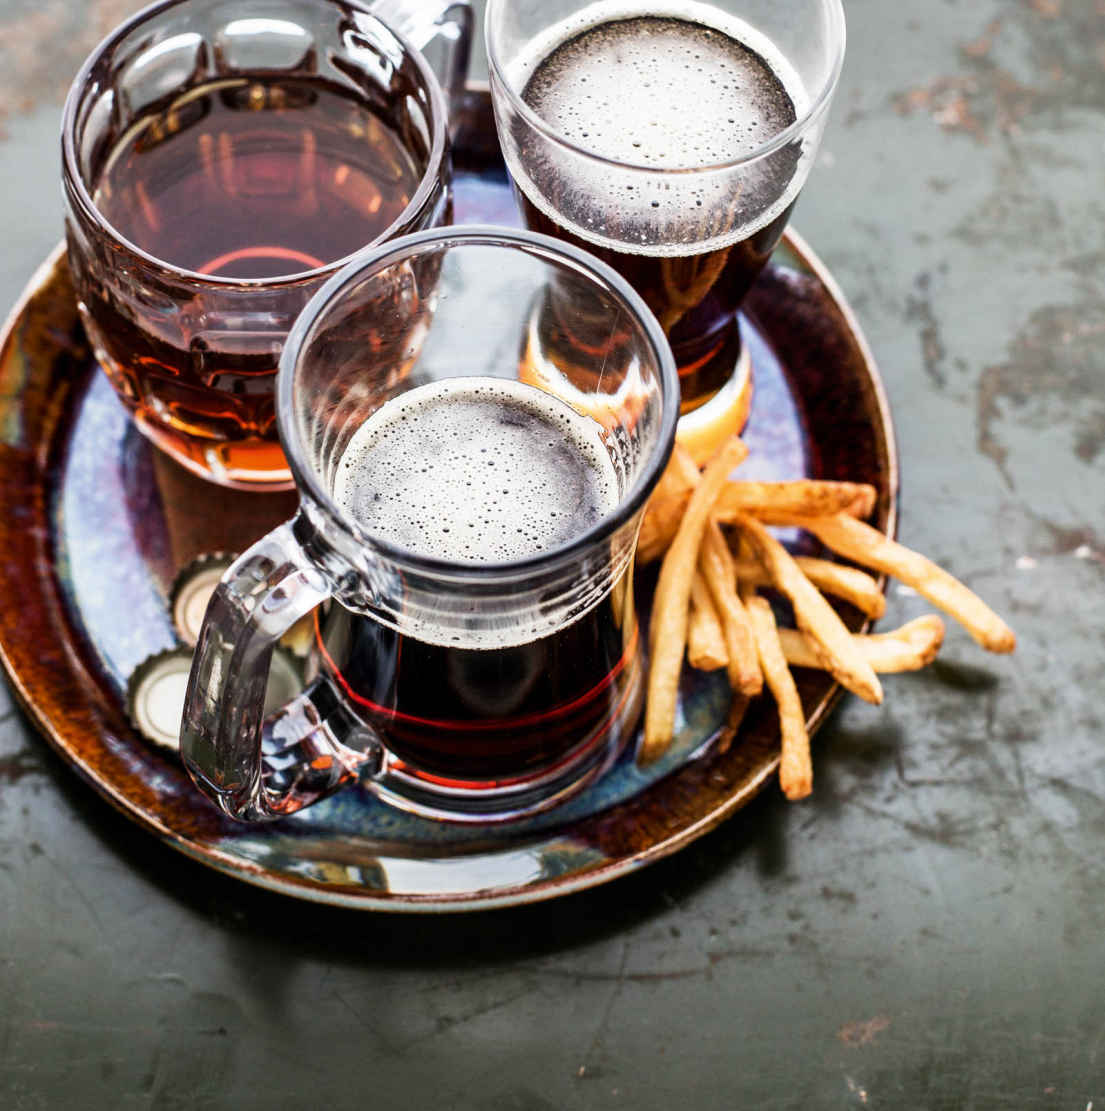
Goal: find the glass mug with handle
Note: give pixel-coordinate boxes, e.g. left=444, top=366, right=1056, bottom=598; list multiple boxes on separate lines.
left=486, top=0, right=845, bottom=459
left=180, top=226, right=679, bottom=822
left=62, top=0, right=471, bottom=491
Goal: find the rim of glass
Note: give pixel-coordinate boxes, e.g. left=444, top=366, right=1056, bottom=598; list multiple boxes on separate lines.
left=60, top=0, right=449, bottom=290
left=484, top=0, right=846, bottom=175
left=278, top=224, right=680, bottom=579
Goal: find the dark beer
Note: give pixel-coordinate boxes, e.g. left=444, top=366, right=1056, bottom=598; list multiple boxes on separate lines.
left=317, top=378, right=640, bottom=783
left=79, top=77, right=425, bottom=479
left=511, top=15, right=803, bottom=408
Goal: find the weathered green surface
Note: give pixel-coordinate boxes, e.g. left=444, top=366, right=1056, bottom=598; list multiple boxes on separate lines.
left=2, top=1, right=1102, bottom=1107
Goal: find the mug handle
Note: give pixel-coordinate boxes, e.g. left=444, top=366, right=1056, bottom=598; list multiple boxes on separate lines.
left=180, top=516, right=382, bottom=822
left=369, top=0, right=473, bottom=108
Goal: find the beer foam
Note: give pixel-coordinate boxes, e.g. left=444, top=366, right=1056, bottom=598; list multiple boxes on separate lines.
left=333, top=377, right=619, bottom=564
left=503, top=2, right=815, bottom=257
left=522, top=16, right=797, bottom=170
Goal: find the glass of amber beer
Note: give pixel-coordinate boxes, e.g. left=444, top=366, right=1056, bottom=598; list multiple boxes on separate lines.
left=180, top=226, right=678, bottom=823
left=486, top=0, right=845, bottom=457
left=63, top=0, right=469, bottom=490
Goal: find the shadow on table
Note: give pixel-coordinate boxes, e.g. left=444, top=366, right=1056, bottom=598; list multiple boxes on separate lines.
left=22, top=692, right=905, bottom=969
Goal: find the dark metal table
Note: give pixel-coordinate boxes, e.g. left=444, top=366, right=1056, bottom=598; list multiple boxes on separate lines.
left=2, top=1, right=1102, bottom=1106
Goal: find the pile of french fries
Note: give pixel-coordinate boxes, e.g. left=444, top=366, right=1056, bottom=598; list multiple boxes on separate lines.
left=640, top=435, right=1016, bottom=799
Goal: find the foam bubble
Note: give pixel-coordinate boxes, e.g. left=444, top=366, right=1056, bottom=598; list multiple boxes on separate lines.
left=333, top=377, right=619, bottom=563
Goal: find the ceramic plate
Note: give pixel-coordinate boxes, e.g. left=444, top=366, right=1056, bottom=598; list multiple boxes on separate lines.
left=0, top=87, right=896, bottom=910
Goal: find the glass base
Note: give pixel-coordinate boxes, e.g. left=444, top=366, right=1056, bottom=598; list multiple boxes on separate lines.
left=674, top=344, right=753, bottom=464
left=134, top=411, right=295, bottom=491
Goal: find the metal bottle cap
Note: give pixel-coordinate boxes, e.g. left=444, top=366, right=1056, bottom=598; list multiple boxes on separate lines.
left=126, top=645, right=304, bottom=752
left=169, top=551, right=317, bottom=657
left=169, top=553, right=237, bottom=647
left=126, top=647, right=196, bottom=752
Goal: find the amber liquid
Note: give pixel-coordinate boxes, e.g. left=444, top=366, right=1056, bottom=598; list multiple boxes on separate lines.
left=87, top=77, right=422, bottom=483
left=520, top=193, right=794, bottom=407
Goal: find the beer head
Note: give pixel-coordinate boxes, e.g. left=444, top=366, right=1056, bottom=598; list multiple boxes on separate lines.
left=487, top=0, right=846, bottom=257
left=332, top=377, right=619, bottom=566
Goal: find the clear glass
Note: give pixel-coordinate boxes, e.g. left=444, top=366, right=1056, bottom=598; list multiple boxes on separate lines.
left=486, top=0, right=845, bottom=421
left=180, top=226, right=679, bottom=823
left=62, top=0, right=470, bottom=490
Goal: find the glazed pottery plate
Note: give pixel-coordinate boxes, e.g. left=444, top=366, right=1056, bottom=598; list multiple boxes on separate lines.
left=0, top=87, right=896, bottom=910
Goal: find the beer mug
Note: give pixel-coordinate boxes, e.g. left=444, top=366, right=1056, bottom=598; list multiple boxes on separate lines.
left=486, top=0, right=844, bottom=455
left=63, top=0, right=471, bottom=490
left=181, top=226, right=679, bottom=822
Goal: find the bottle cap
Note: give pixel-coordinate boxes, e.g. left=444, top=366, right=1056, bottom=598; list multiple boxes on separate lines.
left=126, top=647, right=196, bottom=752
left=126, top=645, right=304, bottom=752
left=169, top=553, right=237, bottom=647
left=170, top=552, right=318, bottom=657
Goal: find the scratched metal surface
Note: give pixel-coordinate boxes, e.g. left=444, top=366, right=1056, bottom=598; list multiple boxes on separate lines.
left=1, top=1, right=1102, bottom=1107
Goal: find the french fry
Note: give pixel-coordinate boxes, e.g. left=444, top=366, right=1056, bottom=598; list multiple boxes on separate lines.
left=642, top=435, right=748, bottom=764
left=777, top=615, right=946, bottom=673
left=730, top=554, right=886, bottom=619
left=652, top=442, right=700, bottom=503
left=737, top=515, right=883, bottom=705
left=637, top=444, right=701, bottom=563
left=638, top=496, right=688, bottom=564
left=734, top=531, right=757, bottom=587
left=715, top=480, right=876, bottom=524
left=716, top=694, right=751, bottom=756
left=670, top=441, right=702, bottom=487
left=687, top=573, right=728, bottom=671
left=745, top=595, right=811, bottom=800
left=790, top=514, right=1016, bottom=654
left=638, top=477, right=875, bottom=564
left=699, top=521, right=762, bottom=695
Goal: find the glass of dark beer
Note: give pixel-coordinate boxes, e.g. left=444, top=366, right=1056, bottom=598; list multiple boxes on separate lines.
left=486, top=0, right=845, bottom=455
left=62, top=0, right=470, bottom=490
left=180, top=226, right=679, bottom=823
